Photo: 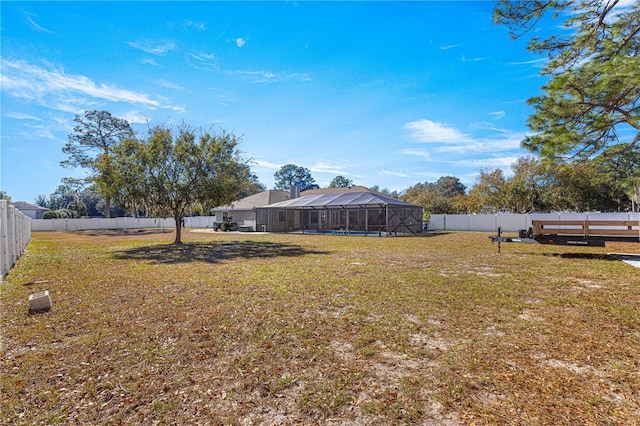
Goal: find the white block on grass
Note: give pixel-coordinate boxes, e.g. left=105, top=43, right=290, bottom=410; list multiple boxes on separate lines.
left=29, top=290, right=51, bottom=313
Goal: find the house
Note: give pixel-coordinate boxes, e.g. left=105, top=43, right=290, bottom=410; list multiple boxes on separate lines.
left=11, top=201, right=49, bottom=219
left=255, top=186, right=423, bottom=236
left=211, top=190, right=291, bottom=231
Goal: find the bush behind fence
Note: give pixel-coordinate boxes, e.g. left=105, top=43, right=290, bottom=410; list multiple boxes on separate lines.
left=1, top=200, right=32, bottom=279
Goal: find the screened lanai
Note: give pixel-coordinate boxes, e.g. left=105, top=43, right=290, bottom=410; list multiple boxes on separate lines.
left=255, top=192, right=423, bottom=236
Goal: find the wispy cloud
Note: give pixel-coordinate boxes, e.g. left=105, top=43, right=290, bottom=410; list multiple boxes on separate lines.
left=440, top=43, right=461, bottom=50
left=6, top=112, right=42, bottom=121
left=235, top=37, right=246, bottom=48
left=188, top=50, right=311, bottom=83
left=25, top=13, right=55, bottom=35
left=183, top=20, right=206, bottom=31
left=231, top=70, right=312, bottom=84
left=156, top=79, right=185, bottom=90
left=462, top=55, right=488, bottom=62
left=401, top=148, right=431, bottom=160
left=403, top=118, right=526, bottom=154
left=508, top=58, right=547, bottom=66
left=402, top=119, right=471, bottom=144
left=121, top=111, right=150, bottom=124
left=1, top=59, right=169, bottom=114
left=382, top=169, right=410, bottom=178
left=457, top=156, right=520, bottom=170
left=309, top=160, right=351, bottom=176
left=127, top=40, right=176, bottom=56
left=141, top=58, right=161, bottom=67
left=252, top=159, right=282, bottom=170
left=489, top=110, right=505, bottom=120
left=188, top=52, right=219, bottom=71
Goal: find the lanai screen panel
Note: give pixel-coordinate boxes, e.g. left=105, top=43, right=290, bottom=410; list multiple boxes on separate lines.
left=255, top=192, right=422, bottom=235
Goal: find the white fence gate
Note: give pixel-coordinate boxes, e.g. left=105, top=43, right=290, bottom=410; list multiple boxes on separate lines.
left=1, top=200, right=32, bottom=279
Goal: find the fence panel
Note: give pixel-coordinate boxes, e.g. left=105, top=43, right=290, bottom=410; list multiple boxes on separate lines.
left=31, top=216, right=210, bottom=232
left=1, top=200, right=32, bottom=279
left=427, top=212, right=636, bottom=233
left=470, top=215, right=497, bottom=232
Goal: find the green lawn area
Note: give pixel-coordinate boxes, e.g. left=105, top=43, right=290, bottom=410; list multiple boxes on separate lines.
left=1, top=230, right=639, bottom=425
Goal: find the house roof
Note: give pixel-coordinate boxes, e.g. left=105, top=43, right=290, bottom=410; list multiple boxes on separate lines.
left=213, top=190, right=290, bottom=211
left=11, top=201, right=49, bottom=211
left=259, top=191, right=418, bottom=210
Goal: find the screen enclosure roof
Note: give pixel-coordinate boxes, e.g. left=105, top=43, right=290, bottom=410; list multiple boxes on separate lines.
left=260, top=191, right=418, bottom=210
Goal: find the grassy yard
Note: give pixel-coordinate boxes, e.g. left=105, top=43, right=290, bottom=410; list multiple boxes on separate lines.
left=1, top=230, right=639, bottom=425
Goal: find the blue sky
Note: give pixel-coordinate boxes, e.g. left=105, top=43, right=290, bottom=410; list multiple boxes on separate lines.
left=1, top=1, right=551, bottom=203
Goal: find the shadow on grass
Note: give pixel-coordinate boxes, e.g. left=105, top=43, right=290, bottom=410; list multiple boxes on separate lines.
left=526, top=252, right=620, bottom=261
left=112, top=240, right=332, bottom=264
left=69, top=229, right=171, bottom=237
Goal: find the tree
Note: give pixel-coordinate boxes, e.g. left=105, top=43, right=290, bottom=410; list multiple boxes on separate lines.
left=369, top=185, right=400, bottom=198
left=494, top=1, right=640, bottom=160
left=273, top=164, right=319, bottom=191
left=328, top=175, right=353, bottom=188
left=62, top=110, right=134, bottom=218
left=238, top=171, right=266, bottom=199
left=466, top=169, right=508, bottom=213
left=433, top=176, right=466, bottom=198
left=0, top=191, right=10, bottom=201
left=106, top=125, right=252, bottom=244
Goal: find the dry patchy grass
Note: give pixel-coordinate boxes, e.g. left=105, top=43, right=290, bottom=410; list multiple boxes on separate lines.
left=1, top=230, right=639, bottom=425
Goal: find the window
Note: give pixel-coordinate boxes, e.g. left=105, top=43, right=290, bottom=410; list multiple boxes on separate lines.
left=278, top=210, right=286, bottom=223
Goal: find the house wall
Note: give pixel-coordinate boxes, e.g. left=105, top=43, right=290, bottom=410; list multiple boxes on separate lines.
left=211, top=210, right=257, bottom=230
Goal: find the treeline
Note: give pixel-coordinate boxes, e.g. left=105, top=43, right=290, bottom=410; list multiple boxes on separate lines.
left=401, top=148, right=640, bottom=215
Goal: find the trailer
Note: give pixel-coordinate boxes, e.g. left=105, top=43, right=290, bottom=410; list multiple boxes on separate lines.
left=490, top=219, right=640, bottom=251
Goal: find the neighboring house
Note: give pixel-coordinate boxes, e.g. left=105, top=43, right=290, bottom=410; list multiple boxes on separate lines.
left=256, top=186, right=423, bottom=236
left=211, top=190, right=291, bottom=231
left=11, top=201, right=49, bottom=219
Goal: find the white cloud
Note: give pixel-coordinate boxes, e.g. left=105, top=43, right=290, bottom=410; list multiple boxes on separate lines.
left=127, top=40, right=176, bottom=56
left=489, top=111, right=505, bottom=120
left=141, top=58, right=161, bottom=67
left=508, top=58, right=547, bottom=66
left=382, top=169, right=410, bottom=178
left=458, top=156, right=520, bottom=169
left=25, top=14, right=55, bottom=35
left=440, top=43, right=461, bottom=50
left=184, top=20, right=206, bottom=31
left=6, top=112, right=42, bottom=121
left=188, top=52, right=219, bottom=71
left=252, top=159, right=282, bottom=170
left=121, top=111, right=150, bottom=124
left=462, top=55, right=488, bottom=62
left=403, top=118, right=526, bottom=154
left=309, top=160, right=351, bottom=176
left=236, top=37, right=246, bottom=48
left=401, top=148, right=431, bottom=160
left=156, top=79, right=185, bottom=90
left=232, top=70, right=312, bottom=84
left=0, top=59, right=170, bottom=114
left=403, top=119, right=471, bottom=144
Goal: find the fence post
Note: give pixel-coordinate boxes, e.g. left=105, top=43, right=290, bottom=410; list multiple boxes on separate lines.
left=0, top=201, right=31, bottom=279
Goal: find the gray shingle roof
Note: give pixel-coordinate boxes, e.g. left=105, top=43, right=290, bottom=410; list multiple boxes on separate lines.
left=213, top=190, right=290, bottom=211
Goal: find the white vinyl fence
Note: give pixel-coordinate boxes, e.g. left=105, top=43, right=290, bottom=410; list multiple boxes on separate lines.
left=1, top=200, right=32, bottom=279
left=428, top=212, right=640, bottom=232
left=31, top=216, right=219, bottom=232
